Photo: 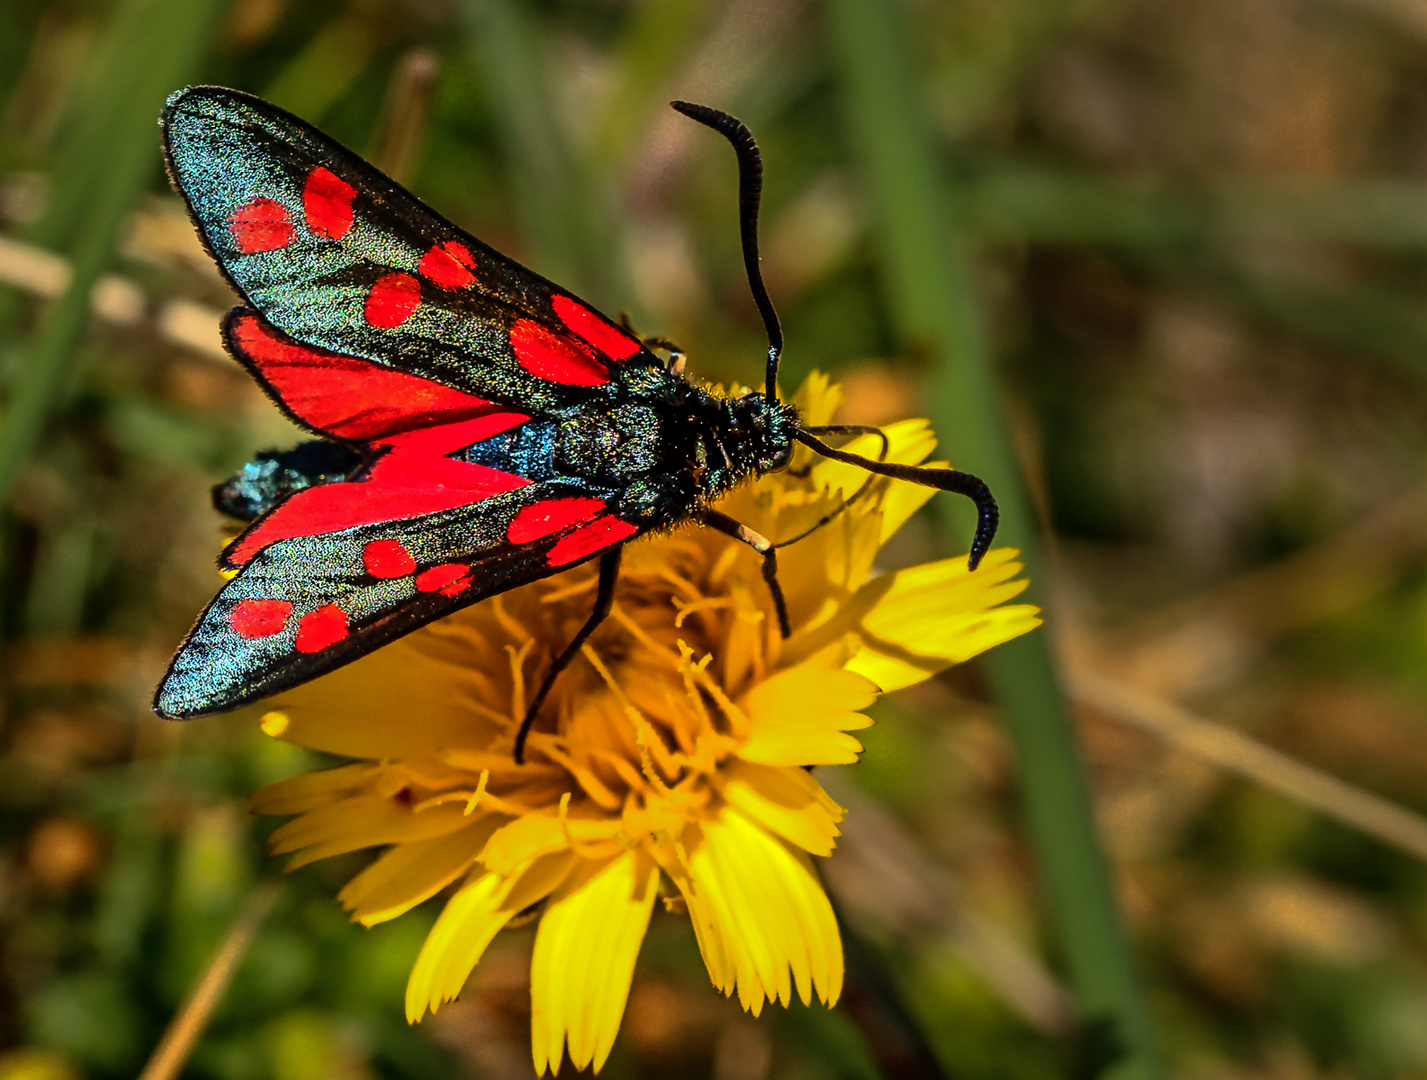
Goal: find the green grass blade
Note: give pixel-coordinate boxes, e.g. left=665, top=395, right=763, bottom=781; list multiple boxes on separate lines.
left=456, top=0, right=623, bottom=305
left=0, top=0, right=225, bottom=508
left=824, top=2, right=1163, bottom=1077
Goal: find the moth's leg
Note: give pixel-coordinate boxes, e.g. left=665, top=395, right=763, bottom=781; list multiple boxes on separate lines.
left=616, top=314, right=686, bottom=369
left=514, top=547, right=622, bottom=765
left=642, top=335, right=687, bottom=374
left=700, top=428, right=893, bottom=643
left=639, top=335, right=685, bottom=354
left=702, top=509, right=791, bottom=638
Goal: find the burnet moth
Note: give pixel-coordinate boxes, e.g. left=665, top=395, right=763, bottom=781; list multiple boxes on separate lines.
left=154, top=87, right=998, bottom=762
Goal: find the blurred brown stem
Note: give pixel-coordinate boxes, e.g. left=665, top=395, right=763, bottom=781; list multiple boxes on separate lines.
left=1087, top=476, right=1427, bottom=699
left=1068, top=667, right=1427, bottom=864
left=0, top=234, right=228, bottom=363
left=368, top=47, right=441, bottom=185
left=137, top=880, right=281, bottom=1080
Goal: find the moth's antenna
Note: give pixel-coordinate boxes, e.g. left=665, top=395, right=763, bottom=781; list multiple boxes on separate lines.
left=794, top=429, right=1000, bottom=570
left=670, top=101, right=782, bottom=404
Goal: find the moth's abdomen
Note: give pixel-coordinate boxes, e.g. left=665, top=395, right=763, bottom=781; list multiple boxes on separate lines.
left=457, top=404, right=664, bottom=485
left=214, top=440, right=363, bottom=521
left=458, top=421, right=558, bottom=480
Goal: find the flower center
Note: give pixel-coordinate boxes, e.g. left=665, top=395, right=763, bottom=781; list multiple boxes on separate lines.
left=431, top=530, right=776, bottom=835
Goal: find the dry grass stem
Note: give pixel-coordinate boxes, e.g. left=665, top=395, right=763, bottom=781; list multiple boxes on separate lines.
left=0, top=234, right=227, bottom=362
left=137, top=880, right=281, bottom=1080
left=1068, top=666, right=1427, bottom=865
left=1089, top=479, right=1427, bottom=699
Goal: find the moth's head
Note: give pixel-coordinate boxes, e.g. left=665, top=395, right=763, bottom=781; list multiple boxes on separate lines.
left=731, top=391, right=798, bottom=474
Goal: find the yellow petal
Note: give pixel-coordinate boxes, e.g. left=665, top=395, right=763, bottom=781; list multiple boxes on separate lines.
left=718, top=761, right=845, bottom=857
left=504, top=849, right=583, bottom=913
left=269, top=795, right=474, bottom=869
left=338, top=816, right=503, bottom=926
left=479, top=812, right=571, bottom=875
left=250, top=762, right=376, bottom=815
left=405, top=870, right=510, bottom=1023
left=789, top=371, right=843, bottom=428
left=267, top=624, right=504, bottom=760
left=686, top=808, right=843, bottom=1012
left=655, top=845, right=735, bottom=997
left=878, top=459, right=943, bottom=544
left=716, top=577, right=769, bottom=697
left=530, top=852, right=660, bottom=1075
left=738, top=663, right=876, bottom=766
left=804, top=421, right=942, bottom=545
left=846, top=548, right=1042, bottom=692
left=778, top=498, right=885, bottom=609
left=718, top=505, right=863, bottom=635
left=405, top=852, right=576, bottom=1023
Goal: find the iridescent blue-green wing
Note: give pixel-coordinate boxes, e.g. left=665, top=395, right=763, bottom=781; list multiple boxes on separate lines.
left=161, top=85, right=657, bottom=411
left=154, top=479, right=643, bottom=719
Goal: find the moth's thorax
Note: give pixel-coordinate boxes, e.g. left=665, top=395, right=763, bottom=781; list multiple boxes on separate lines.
left=454, top=371, right=799, bottom=526
left=616, top=380, right=799, bottom=525
left=552, top=402, right=665, bottom=478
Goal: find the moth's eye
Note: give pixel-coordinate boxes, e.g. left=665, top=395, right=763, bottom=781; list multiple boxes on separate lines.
left=767, top=440, right=794, bottom=472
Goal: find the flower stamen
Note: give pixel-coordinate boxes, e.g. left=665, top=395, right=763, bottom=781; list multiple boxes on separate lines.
left=488, top=592, right=530, bottom=645
left=464, top=769, right=490, bottom=815
left=506, top=638, right=535, bottom=724
left=673, top=595, right=732, bottom=628
left=580, top=645, right=684, bottom=783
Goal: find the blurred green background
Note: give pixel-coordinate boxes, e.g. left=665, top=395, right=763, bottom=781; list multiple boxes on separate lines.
left=8, top=0, right=1427, bottom=1077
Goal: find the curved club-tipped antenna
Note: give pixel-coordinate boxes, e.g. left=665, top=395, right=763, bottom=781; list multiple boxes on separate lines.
left=670, top=101, right=999, bottom=571
left=795, top=429, right=1000, bottom=570
left=670, top=101, right=782, bottom=404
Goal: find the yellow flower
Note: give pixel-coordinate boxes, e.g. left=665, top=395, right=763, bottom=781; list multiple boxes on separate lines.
left=251, top=374, right=1041, bottom=1075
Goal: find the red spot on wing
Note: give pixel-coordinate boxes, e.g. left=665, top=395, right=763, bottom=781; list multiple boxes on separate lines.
left=507, top=497, right=605, bottom=543
left=303, top=166, right=356, bottom=240
left=547, top=515, right=639, bottom=567
left=295, top=604, right=349, bottom=652
left=419, top=242, right=476, bottom=289
left=363, top=539, right=416, bottom=579
left=229, top=198, right=293, bottom=253
left=366, top=273, right=421, bottom=328
left=230, top=598, right=292, bottom=638
left=416, top=563, right=471, bottom=596
left=510, top=320, right=609, bottom=387
left=552, top=295, right=641, bottom=361
left=229, top=314, right=522, bottom=441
